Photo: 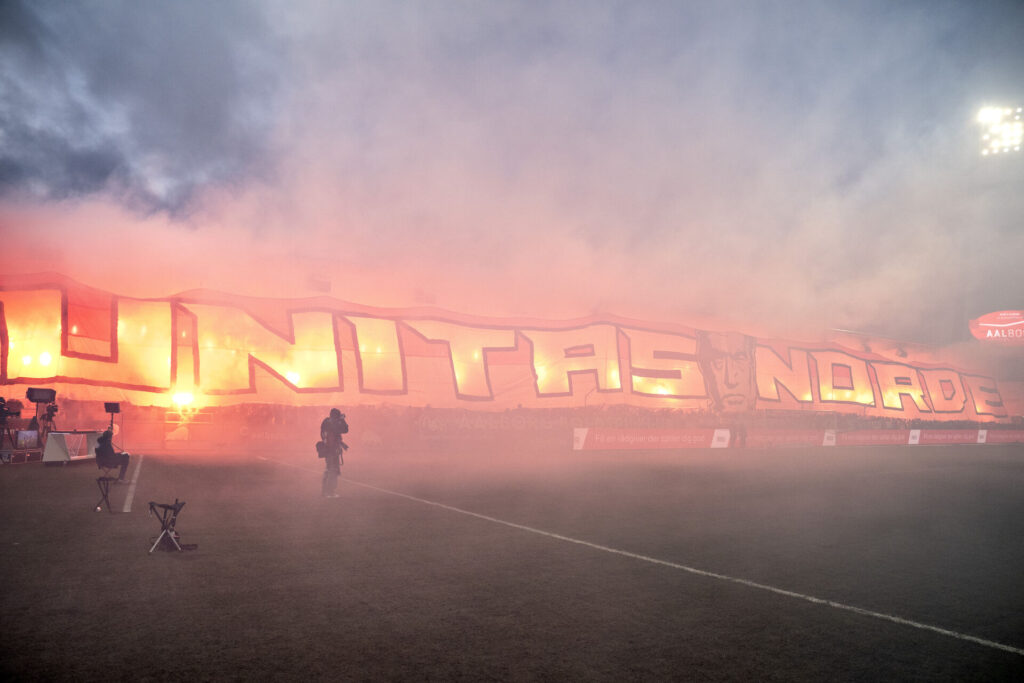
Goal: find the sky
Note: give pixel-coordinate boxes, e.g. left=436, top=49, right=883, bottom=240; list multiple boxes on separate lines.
left=1, top=0, right=1022, bottom=367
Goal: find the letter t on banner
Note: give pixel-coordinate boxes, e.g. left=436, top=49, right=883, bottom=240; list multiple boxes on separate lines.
left=347, top=316, right=405, bottom=393
left=406, top=320, right=516, bottom=399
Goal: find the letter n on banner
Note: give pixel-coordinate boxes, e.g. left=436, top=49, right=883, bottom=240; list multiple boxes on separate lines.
left=182, top=304, right=341, bottom=393
left=756, top=346, right=813, bottom=403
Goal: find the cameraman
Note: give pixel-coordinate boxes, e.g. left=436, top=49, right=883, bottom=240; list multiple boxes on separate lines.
left=319, top=408, right=349, bottom=498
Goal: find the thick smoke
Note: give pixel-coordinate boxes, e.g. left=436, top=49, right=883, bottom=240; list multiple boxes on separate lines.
left=0, top=1, right=1022, bottom=362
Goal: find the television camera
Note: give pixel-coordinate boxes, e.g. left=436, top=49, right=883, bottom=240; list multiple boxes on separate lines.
left=41, top=402, right=59, bottom=424
left=25, top=387, right=58, bottom=439
left=0, top=397, right=22, bottom=423
left=0, top=397, right=26, bottom=451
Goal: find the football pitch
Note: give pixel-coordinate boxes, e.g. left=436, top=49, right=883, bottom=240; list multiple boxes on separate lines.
left=2, top=441, right=1023, bottom=681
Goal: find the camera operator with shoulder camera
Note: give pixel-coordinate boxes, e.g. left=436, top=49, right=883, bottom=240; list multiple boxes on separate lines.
left=319, top=408, right=349, bottom=498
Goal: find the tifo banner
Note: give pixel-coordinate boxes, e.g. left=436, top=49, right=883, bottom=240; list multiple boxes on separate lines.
left=0, top=273, right=1019, bottom=421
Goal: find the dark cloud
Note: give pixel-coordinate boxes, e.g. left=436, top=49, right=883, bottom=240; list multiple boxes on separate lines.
left=0, top=0, right=281, bottom=215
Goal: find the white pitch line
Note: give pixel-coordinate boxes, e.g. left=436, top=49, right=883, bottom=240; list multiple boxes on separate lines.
left=262, top=457, right=1024, bottom=657
left=121, top=454, right=144, bottom=513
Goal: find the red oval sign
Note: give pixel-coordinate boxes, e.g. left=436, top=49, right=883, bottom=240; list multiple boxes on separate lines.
left=969, top=310, right=1024, bottom=344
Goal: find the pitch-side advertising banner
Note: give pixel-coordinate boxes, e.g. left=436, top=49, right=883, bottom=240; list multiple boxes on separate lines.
left=0, top=274, right=1016, bottom=421
left=571, top=428, right=1023, bottom=450
left=969, top=310, right=1024, bottom=345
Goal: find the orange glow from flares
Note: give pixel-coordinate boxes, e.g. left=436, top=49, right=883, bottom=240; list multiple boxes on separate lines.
left=172, top=392, right=195, bottom=408
left=347, top=316, right=404, bottom=393
left=873, top=362, right=931, bottom=412
left=407, top=321, right=516, bottom=399
left=812, top=351, right=875, bottom=407
left=1, top=290, right=62, bottom=379
left=623, top=327, right=703, bottom=398
left=755, top=347, right=814, bottom=403
left=522, top=324, right=621, bottom=396
left=181, top=305, right=340, bottom=394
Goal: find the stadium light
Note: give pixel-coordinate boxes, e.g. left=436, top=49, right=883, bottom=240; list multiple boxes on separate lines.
left=977, top=106, right=1023, bottom=155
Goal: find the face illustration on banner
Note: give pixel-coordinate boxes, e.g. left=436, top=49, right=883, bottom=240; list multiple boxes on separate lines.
left=697, top=331, right=757, bottom=413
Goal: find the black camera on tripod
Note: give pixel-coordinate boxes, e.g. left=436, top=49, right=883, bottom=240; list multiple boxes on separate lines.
left=0, top=397, right=19, bottom=421
left=25, top=388, right=58, bottom=432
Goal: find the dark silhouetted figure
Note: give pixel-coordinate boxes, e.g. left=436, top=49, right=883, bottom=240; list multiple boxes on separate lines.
left=320, top=408, right=349, bottom=498
left=731, top=421, right=748, bottom=448
left=95, top=429, right=130, bottom=481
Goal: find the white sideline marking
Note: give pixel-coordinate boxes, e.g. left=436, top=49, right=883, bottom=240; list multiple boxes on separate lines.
left=260, top=457, right=1024, bottom=657
left=122, top=454, right=143, bottom=513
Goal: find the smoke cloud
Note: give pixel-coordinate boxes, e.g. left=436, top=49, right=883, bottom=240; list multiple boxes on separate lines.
left=0, top=0, right=280, bottom=213
left=1, top=1, right=1022, bottom=370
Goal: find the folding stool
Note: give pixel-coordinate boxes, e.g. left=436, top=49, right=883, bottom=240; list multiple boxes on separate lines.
left=95, top=476, right=118, bottom=513
left=148, top=499, right=186, bottom=553
left=96, top=448, right=129, bottom=480
left=97, top=461, right=120, bottom=479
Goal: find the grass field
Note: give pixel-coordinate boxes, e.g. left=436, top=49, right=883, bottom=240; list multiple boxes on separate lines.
left=2, top=440, right=1023, bottom=681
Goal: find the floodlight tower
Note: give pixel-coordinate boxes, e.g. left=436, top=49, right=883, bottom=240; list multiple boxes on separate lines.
left=977, top=106, right=1023, bottom=156
left=962, top=104, right=1024, bottom=380
left=943, top=105, right=1023, bottom=346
